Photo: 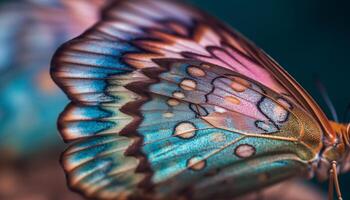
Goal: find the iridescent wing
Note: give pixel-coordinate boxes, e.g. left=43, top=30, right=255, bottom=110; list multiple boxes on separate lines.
left=134, top=59, right=323, bottom=200
left=51, top=0, right=325, bottom=199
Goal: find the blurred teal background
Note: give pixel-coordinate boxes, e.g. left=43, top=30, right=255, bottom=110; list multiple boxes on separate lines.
left=0, top=1, right=103, bottom=199
left=0, top=0, right=103, bottom=158
left=0, top=0, right=349, bottom=199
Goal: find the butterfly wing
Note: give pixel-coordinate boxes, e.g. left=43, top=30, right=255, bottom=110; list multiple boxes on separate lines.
left=51, top=0, right=325, bottom=199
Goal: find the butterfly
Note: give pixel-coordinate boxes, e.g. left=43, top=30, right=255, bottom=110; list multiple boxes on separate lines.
left=50, top=0, right=350, bottom=199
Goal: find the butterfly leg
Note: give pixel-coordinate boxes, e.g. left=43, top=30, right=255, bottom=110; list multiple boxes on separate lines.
left=328, top=161, right=343, bottom=200
left=328, top=167, right=334, bottom=200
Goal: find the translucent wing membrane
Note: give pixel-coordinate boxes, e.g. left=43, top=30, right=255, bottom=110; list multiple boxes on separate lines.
left=51, top=0, right=324, bottom=199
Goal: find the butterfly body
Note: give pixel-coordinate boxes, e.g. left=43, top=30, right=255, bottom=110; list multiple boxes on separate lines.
left=51, top=0, right=350, bottom=199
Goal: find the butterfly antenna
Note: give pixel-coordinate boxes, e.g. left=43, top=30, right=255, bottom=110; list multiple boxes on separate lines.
left=315, top=78, right=339, bottom=122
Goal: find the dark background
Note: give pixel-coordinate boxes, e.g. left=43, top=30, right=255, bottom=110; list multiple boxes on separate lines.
left=0, top=0, right=349, bottom=199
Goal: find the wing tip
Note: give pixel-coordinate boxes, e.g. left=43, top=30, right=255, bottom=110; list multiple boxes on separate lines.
left=59, top=134, right=145, bottom=200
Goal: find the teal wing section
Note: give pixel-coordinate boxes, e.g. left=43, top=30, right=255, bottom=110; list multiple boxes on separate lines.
left=128, top=59, right=312, bottom=199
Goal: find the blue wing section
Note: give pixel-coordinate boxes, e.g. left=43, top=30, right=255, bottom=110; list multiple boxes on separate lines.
left=51, top=38, right=147, bottom=198
left=50, top=1, right=207, bottom=198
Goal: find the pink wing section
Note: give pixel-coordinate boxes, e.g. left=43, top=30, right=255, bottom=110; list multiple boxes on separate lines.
left=81, top=0, right=285, bottom=94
